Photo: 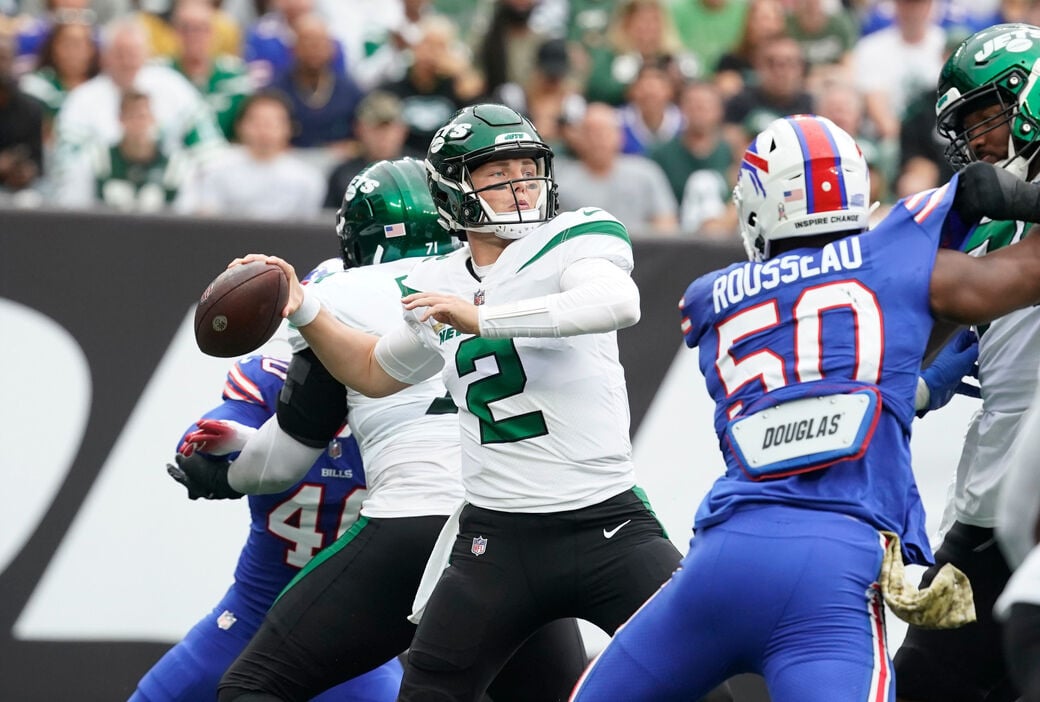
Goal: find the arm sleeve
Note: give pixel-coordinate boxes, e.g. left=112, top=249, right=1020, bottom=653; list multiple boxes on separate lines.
left=374, top=320, right=445, bottom=384
left=276, top=348, right=348, bottom=448
left=953, top=161, right=1040, bottom=224
left=227, top=414, right=324, bottom=494
left=477, top=256, right=640, bottom=338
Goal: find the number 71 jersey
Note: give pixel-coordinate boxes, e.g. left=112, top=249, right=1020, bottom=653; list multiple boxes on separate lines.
left=679, top=181, right=963, bottom=565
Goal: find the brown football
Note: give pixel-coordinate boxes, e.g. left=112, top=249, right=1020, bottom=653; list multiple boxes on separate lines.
left=194, top=261, right=289, bottom=358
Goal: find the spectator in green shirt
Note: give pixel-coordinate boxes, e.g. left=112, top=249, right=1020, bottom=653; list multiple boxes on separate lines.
left=584, top=0, right=698, bottom=105
left=169, top=0, right=252, bottom=140
left=668, top=0, right=747, bottom=82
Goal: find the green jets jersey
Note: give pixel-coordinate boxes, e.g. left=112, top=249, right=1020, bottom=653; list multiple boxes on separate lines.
left=92, top=144, right=190, bottom=212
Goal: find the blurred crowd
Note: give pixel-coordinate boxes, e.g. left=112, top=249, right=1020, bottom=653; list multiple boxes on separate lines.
left=0, top=0, right=1036, bottom=238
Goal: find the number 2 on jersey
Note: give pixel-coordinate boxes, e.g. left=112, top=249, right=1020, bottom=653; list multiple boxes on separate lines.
left=455, top=337, right=548, bottom=444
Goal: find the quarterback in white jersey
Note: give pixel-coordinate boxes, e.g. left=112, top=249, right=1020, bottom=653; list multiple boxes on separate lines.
left=210, top=158, right=590, bottom=702
left=385, top=206, right=637, bottom=512
left=231, top=105, right=726, bottom=702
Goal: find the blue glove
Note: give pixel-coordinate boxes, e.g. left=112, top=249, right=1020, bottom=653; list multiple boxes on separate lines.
left=919, top=329, right=979, bottom=414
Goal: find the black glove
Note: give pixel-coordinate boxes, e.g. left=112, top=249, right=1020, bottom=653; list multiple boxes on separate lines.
left=954, top=161, right=1040, bottom=223
left=166, top=452, right=244, bottom=500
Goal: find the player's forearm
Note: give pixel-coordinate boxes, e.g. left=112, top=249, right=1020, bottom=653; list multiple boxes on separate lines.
left=228, top=416, right=323, bottom=494
left=933, top=236, right=1040, bottom=324
left=478, top=258, right=640, bottom=338
left=294, top=302, right=407, bottom=398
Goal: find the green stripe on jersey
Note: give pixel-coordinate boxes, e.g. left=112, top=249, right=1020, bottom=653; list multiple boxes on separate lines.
left=518, top=220, right=631, bottom=272
left=273, top=515, right=369, bottom=605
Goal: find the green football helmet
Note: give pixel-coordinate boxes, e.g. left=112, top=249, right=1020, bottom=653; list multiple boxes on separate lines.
left=425, top=103, right=558, bottom=240
left=336, top=157, right=459, bottom=268
left=936, top=23, right=1040, bottom=179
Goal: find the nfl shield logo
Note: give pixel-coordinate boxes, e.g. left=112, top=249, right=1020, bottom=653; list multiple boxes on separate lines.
left=471, top=536, right=488, bottom=556
left=327, top=439, right=342, bottom=459
left=216, top=610, right=237, bottom=630
left=473, top=289, right=485, bottom=306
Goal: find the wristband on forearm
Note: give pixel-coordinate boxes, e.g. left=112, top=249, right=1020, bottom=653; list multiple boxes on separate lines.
left=288, top=286, right=321, bottom=327
left=914, top=376, right=931, bottom=412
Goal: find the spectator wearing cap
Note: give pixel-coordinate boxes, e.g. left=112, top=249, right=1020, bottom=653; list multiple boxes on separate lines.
left=491, top=36, right=584, bottom=150
left=323, top=90, right=416, bottom=208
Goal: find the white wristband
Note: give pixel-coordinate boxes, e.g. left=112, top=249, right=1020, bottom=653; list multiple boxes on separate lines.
left=914, top=376, right=931, bottom=412
left=288, top=287, right=321, bottom=327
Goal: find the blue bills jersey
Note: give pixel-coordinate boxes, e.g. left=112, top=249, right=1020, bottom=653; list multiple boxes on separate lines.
left=131, top=355, right=402, bottom=702
left=196, top=355, right=368, bottom=608
left=679, top=177, right=965, bottom=566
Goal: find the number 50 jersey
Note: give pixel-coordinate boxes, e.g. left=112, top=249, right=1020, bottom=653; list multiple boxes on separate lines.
left=680, top=180, right=966, bottom=566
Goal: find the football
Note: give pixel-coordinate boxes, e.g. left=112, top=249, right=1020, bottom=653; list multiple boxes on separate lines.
left=194, top=261, right=289, bottom=358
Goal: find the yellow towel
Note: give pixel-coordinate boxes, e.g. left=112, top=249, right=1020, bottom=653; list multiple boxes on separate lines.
left=879, top=531, right=976, bottom=629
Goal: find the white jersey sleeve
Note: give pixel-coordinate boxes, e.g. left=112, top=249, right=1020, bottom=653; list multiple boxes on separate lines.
left=288, top=258, right=463, bottom=518
left=478, top=256, right=640, bottom=338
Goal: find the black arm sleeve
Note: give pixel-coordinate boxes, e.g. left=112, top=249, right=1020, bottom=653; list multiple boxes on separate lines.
left=953, top=161, right=1040, bottom=224
left=277, top=348, right=349, bottom=448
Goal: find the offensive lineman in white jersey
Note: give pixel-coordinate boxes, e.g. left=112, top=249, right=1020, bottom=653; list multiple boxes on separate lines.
left=229, top=104, right=730, bottom=702
left=894, top=25, right=1040, bottom=702
left=174, top=158, right=591, bottom=702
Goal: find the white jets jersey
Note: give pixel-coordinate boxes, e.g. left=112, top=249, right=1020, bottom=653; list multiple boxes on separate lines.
left=943, top=218, right=1040, bottom=528
left=291, top=257, right=463, bottom=518
left=396, top=209, right=638, bottom=513
left=945, top=307, right=1040, bottom=527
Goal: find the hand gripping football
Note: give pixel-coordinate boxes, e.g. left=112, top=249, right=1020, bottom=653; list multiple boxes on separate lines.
left=194, top=261, right=289, bottom=357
